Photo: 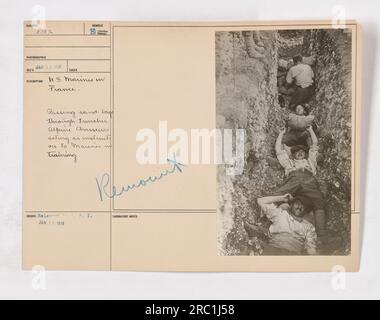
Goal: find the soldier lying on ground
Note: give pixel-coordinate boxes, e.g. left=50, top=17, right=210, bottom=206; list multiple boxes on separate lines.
left=244, top=193, right=317, bottom=255
left=274, top=126, right=327, bottom=247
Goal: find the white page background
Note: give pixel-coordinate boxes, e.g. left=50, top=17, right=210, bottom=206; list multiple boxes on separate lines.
left=0, top=0, right=378, bottom=299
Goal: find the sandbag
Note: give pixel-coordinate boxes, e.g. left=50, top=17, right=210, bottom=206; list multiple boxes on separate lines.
left=287, top=113, right=315, bottom=130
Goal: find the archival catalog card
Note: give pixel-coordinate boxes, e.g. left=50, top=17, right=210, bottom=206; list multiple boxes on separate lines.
left=23, top=21, right=361, bottom=271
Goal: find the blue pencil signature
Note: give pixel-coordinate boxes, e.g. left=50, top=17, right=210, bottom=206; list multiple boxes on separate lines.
left=96, top=154, right=185, bottom=201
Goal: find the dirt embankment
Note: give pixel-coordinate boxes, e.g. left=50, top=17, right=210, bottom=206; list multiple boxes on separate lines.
left=308, top=29, right=352, bottom=254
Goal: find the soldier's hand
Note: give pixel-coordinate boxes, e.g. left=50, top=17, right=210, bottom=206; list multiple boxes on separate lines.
left=279, top=125, right=287, bottom=134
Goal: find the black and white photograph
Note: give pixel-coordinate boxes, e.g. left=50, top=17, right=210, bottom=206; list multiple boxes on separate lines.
left=217, top=28, right=353, bottom=256
left=3, top=0, right=380, bottom=302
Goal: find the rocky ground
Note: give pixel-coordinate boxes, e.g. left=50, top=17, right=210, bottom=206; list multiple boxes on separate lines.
left=216, top=29, right=352, bottom=256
